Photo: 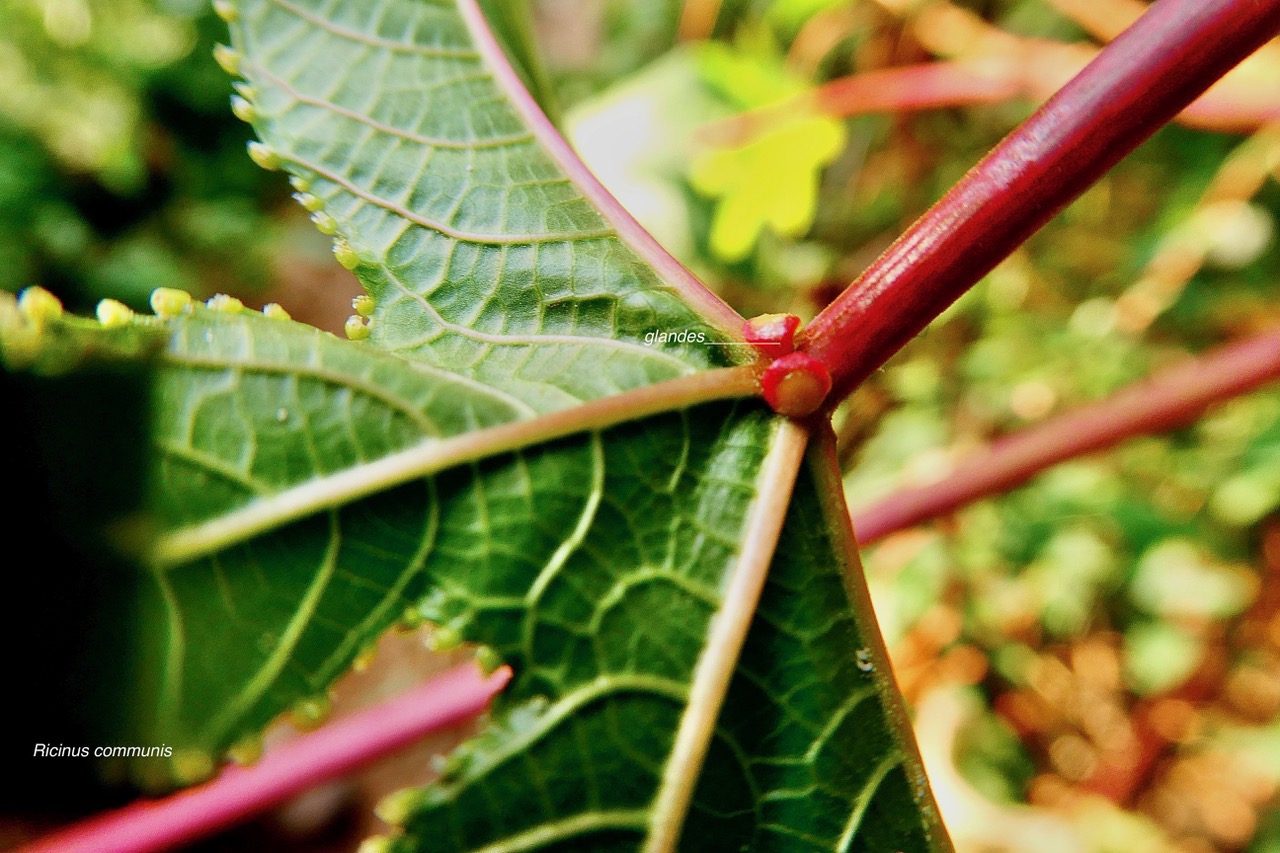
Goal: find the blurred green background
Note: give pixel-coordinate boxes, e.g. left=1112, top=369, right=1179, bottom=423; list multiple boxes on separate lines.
left=4, top=0, right=1279, bottom=850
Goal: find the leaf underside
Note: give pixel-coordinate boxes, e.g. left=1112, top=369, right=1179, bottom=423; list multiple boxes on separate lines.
left=230, top=0, right=741, bottom=413
left=0, top=0, right=950, bottom=848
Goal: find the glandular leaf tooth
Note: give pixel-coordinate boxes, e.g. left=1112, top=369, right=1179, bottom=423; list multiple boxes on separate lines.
left=227, top=734, right=263, bottom=766
left=289, top=175, right=311, bottom=193
left=311, top=211, right=338, bottom=235
left=170, top=749, right=216, bottom=786
left=18, top=286, right=63, bottom=322
left=352, top=293, right=375, bottom=316
left=230, top=95, right=256, bottom=123
left=426, top=625, right=461, bottom=651
left=334, top=239, right=362, bottom=271
left=96, top=299, right=134, bottom=328
left=357, top=837, right=394, bottom=853
left=212, top=43, right=239, bottom=76
left=262, top=302, right=291, bottom=321
left=212, top=0, right=237, bottom=22
left=289, top=695, right=333, bottom=731
left=293, top=192, right=323, bottom=212
left=247, top=141, right=281, bottom=171
left=150, top=287, right=192, bottom=317
left=353, top=641, right=378, bottom=672
left=475, top=646, right=503, bottom=675
left=344, top=315, right=371, bottom=341
left=375, top=788, right=423, bottom=825
left=206, top=293, right=245, bottom=313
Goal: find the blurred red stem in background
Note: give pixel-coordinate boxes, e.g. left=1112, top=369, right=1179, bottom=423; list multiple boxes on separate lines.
left=852, top=327, right=1280, bottom=544
left=803, top=0, right=1280, bottom=402
left=22, top=664, right=510, bottom=853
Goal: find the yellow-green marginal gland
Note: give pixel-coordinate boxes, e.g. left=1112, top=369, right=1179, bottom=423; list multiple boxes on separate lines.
left=212, top=44, right=239, bottom=76
left=18, top=286, right=63, bottom=322
left=96, top=299, right=133, bottom=328
left=150, top=287, right=192, bottom=317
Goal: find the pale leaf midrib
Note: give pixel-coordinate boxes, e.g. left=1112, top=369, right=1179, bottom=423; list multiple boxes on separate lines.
left=643, top=419, right=810, bottom=853
left=151, top=367, right=758, bottom=568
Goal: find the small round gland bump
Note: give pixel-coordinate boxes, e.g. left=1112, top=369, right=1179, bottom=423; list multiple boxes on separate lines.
left=150, top=287, right=192, bottom=317
left=206, top=293, right=245, bottom=313
left=476, top=646, right=503, bottom=675
left=262, top=302, right=291, bottom=321
left=226, top=734, right=263, bottom=766
left=358, top=838, right=394, bottom=853
left=345, top=314, right=370, bottom=340
left=212, top=0, right=238, bottom=22
left=96, top=299, right=134, bottom=328
left=311, top=211, right=338, bottom=235
left=289, top=695, right=333, bottom=731
left=352, top=293, right=375, bottom=316
left=246, top=141, right=281, bottom=171
left=170, top=749, right=216, bottom=786
left=376, top=788, right=422, bottom=826
left=293, top=191, right=323, bottom=212
left=352, top=641, right=378, bottom=672
left=334, top=239, right=362, bottom=271
left=427, top=625, right=462, bottom=651
left=760, top=352, right=832, bottom=417
left=18, top=287, right=63, bottom=322
left=230, top=95, right=255, bottom=123
left=212, top=44, right=240, bottom=76
left=744, top=313, right=801, bottom=356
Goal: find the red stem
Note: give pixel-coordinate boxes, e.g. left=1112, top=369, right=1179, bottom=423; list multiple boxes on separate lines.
left=22, top=664, right=510, bottom=853
left=805, top=0, right=1280, bottom=402
left=852, top=328, right=1280, bottom=544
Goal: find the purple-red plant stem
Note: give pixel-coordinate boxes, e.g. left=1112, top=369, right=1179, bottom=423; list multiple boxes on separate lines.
left=22, top=663, right=511, bottom=853
left=805, top=0, right=1280, bottom=402
left=852, top=328, right=1280, bottom=545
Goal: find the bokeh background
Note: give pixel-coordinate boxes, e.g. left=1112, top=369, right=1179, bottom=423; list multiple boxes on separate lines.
left=3, top=0, right=1279, bottom=850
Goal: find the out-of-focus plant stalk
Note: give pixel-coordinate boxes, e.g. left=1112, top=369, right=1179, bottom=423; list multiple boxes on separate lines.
left=852, top=328, right=1280, bottom=544
left=23, top=664, right=510, bottom=853
left=803, top=0, right=1280, bottom=402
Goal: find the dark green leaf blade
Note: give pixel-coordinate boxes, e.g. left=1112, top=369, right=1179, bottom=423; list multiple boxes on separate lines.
left=227, top=0, right=745, bottom=412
